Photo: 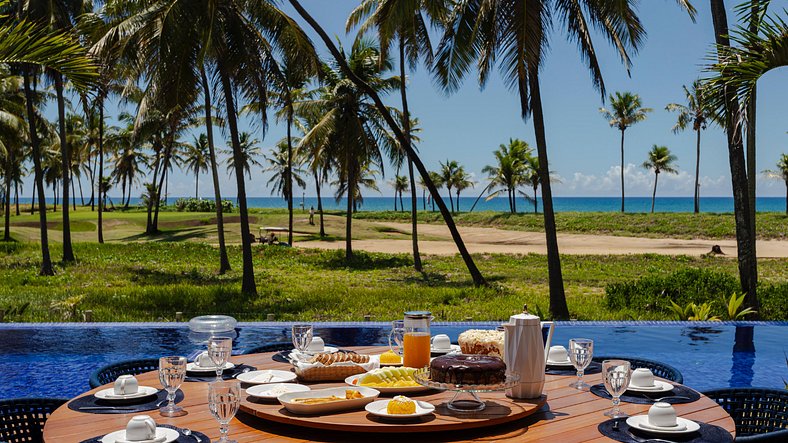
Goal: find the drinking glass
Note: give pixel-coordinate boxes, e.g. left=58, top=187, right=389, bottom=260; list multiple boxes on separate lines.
left=291, top=324, right=313, bottom=354
left=388, top=320, right=405, bottom=356
left=158, top=356, right=187, bottom=417
left=568, top=338, right=594, bottom=390
left=208, top=380, right=241, bottom=443
left=602, top=360, right=632, bottom=418
left=208, top=337, right=233, bottom=382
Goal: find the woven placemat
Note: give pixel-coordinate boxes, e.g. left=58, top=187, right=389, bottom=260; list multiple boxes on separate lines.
left=79, top=424, right=210, bottom=443
left=546, top=361, right=602, bottom=376
left=590, top=383, right=701, bottom=405
left=184, top=364, right=257, bottom=382
left=598, top=418, right=733, bottom=442
left=68, top=389, right=184, bottom=414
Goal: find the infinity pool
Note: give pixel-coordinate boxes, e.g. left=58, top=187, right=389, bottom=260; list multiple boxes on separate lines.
left=2, top=322, right=786, bottom=398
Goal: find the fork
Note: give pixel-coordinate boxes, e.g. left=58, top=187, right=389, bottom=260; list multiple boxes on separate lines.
left=640, top=394, right=692, bottom=403
left=612, top=421, right=676, bottom=443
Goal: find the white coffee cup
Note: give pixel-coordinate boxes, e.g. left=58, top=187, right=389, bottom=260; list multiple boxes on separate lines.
left=630, top=367, right=656, bottom=388
left=196, top=351, right=215, bottom=368
left=125, top=415, right=157, bottom=441
left=548, top=345, right=570, bottom=363
left=114, top=375, right=139, bottom=396
left=431, top=334, right=451, bottom=351
left=648, top=402, right=678, bottom=428
left=307, top=336, right=325, bottom=352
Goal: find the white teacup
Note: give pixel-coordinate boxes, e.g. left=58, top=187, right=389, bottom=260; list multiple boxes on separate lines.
left=431, top=334, right=451, bottom=351
left=195, top=351, right=215, bottom=368
left=547, top=345, right=570, bottom=363
left=114, top=375, right=139, bottom=396
left=648, top=402, right=678, bottom=428
left=125, top=415, right=157, bottom=441
left=307, top=336, right=325, bottom=352
left=630, top=367, right=656, bottom=388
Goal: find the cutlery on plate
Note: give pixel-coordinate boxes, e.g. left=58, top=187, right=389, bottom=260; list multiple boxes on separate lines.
left=234, top=367, right=252, bottom=378
left=155, top=398, right=167, bottom=407
left=640, top=394, right=692, bottom=402
left=182, top=428, right=201, bottom=442
left=78, top=406, right=136, bottom=411
left=624, top=427, right=677, bottom=443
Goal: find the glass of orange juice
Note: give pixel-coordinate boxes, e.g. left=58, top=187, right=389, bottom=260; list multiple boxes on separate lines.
left=402, top=311, right=432, bottom=368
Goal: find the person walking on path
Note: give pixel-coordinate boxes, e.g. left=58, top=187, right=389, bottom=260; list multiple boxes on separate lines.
left=309, top=206, right=315, bottom=225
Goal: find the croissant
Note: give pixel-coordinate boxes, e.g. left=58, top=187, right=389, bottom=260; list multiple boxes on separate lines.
left=310, top=352, right=370, bottom=365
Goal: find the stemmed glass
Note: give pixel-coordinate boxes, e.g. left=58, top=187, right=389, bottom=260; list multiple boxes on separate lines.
left=602, top=360, right=632, bottom=418
left=568, top=338, right=594, bottom=390
left=208, top=380, right=241, bottom=443
left=208, top=337, right=233, bottom=382
left=158, top=356, right=187, bottom=417
left=291, top=324, right=313, bottom=354
left=389, top=320, right=406, bottom=356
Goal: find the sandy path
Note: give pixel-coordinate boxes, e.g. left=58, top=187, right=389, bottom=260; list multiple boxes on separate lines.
left=300, top=222, right=788, bottom=257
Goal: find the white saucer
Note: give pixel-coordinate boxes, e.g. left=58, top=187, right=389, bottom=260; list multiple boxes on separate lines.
left=430, top=344, right=461, bottom=355
left=365, top=399, right=435, bottom=419
left=186, top=361, right=235, bottom=373
left=246, top=383, right=310, bottom=400
left=237, top=370, right=297, bottom=385
left=546, top=359, right=574, bottom=367
left=626, top=380, right=674, bottom=393
left=94, top=386, right=159, bottom=401
left=100, top=427, right=179, bottom=443
left=626, top=415, right=700, bottom=435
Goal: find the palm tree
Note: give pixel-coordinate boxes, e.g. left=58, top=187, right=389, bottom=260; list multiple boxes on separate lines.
left=0, top=69, right=26, bottom=241
left=264, top=139, right=306, bottom=207
left=763, top=154, right=788, bottom=215
left=392, top=175, right=409, bottom=212
left=295, top=114, right=331, bottom=238
left=183, top=134, right=210, bottom=199
left=522, top=155, right=540, bottom=214
left=481, top=138, right=530, bottom=213
left=439, top=159, right=459, bottom=213
left=599, top=92, right=652, bottom=213
left=452, top=166, right=474, bottom=212
left=427, top=171, right=442, bottom=212
left=224, top=132, right=263, bottom=180
left=109, top=123, right=145, bottom=209
left=666, top=80, right=715, bottom=213
left=642, top=145, right=679, bottom=213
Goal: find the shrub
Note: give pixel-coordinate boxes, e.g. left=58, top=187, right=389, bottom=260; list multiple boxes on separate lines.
left=760, top=283, right=788, bottom=320
left=174, top=198, right=233, bottom=213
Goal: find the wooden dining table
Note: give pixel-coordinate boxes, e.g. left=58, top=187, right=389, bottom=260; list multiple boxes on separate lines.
left=43, top=346, right=736, bottom=442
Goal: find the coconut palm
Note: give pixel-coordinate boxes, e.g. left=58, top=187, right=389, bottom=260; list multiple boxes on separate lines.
left=109, top=123, right=146, bottom=208
left=224, top=132, right=263, bottom=180
left=763, top=153, right=788, bottom=215
left=642, top=145, right=679, bottom=213
left=183, top=134, right=210, bottom=200
left=522, top=155, right=540, bottom=214
left=439, top=159, right=459, bottom=213
left=295, top=113, right=330, bottom=238
left=0, top=70, right=26, bottom=241
left=392, top=174, right=409, bottom=211
left=452, top=166, right=474, bottom=212
left=264, top=139, right=306, bottom=205
left=481, top=138, right=531, bottom=213
left=666, top=80, right=716, bottom=213
left=599, top=92, right=652, bottom=213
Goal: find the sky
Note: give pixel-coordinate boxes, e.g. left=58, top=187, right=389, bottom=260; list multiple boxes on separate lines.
left=34, top=0, right=788, bottom=201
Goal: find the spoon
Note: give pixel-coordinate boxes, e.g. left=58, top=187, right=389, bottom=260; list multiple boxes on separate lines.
left=182, top=428, right=202, bottom=442
left=234, top=367, right=252, bottom=378
left=642, top=394, right=692, bottom=403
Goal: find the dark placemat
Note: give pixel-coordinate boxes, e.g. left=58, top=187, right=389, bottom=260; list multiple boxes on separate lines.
left=68, top=389, right=184, bottom=414
left=185, top=364, right=257, bottom=382
left=598, top=418, right=733, bottom=443
left=590, top=383, right=701, bottom=405
left=272, top=349, right=357, bottom=364
left=546, top=360, right=602, bottom=376
left=79, top=424, right=210, bottom=443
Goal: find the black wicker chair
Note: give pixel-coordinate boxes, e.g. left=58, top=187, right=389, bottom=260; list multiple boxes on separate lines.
left=0, top=398, right=68, bottom=443
left=89, top=358, right=160, bottom=389
left=243, top=343, right=296, bottom=354
left=592, top=355, right=684, bottom=384
left=702, top=387, right=788, bottom=442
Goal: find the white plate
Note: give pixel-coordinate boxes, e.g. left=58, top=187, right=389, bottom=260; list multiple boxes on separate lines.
left=365, top=399, right=435, bottom=419
left=626, top=415, right=701, bottom=435
left=430, top=344, right=461, bottom=355
left=278, top=386, right=379, bottom=415
left=626, top=380, right=674, bottom=393
left=293, top=346, right=339, bottom=355
left=237, top=370, right=296, bottom=385
left=186, top=361, right=235, bottom=373
left=546, top=359, right=574, bottom=367
left=345, top=374, right=431, bottom=394
left=246, top=383, right=310, bottom=400
left=100, top=427, right=179, bottom=443
left=94, top=386, right=159, bottom=401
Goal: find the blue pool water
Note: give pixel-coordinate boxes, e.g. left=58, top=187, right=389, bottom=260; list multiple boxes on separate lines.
left=1, top=322, right=786, bottom=399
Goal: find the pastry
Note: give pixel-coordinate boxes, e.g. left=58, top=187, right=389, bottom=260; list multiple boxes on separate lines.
left=458, top=329, right=504, bottom=357
left=310, top=352, right=370, bottom=365
left=387, top=395, right=416, bottom=414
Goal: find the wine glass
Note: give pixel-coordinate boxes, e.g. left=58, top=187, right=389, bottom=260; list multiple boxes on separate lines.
left=158, top=356, right=187, bottom=417
left=208, top=380, right=241, bottom=443
left=208, top=337, right=233, bottom=382
left=568, top=338, right=594, bottom=390
left=602, top=360, right=632, bottom=418
left=388, top=320, right=405, bottom=356
left=291, top=324, right=313, bottom=354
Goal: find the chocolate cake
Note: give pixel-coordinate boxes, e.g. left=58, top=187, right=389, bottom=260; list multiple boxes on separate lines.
left=429, top=354, right=507, bottom=385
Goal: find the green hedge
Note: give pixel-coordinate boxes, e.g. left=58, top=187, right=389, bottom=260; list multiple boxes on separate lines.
left=174, top=198, right=233, bottom=213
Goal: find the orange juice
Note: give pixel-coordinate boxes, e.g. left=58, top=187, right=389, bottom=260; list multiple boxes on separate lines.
left=403, top=332, right=431, bottom=368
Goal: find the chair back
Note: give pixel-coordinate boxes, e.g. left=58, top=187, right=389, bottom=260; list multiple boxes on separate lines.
left=0, top=398, right=68, bottom=443
left=592, top=355, right=684, bottom=384
left=702, top=387, right=788, bottom=442
left=89, top=358, right=160, bottom=389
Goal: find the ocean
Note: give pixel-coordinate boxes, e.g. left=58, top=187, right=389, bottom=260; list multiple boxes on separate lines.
left=27, top=196, right=786, bottom=213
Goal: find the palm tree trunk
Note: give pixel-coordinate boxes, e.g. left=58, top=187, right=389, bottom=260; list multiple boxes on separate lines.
left=620, top=128, right=626, bottom=213
left=220, top=70, right=256, bottom=295
left=23, top=69, right=53, bottom=275
left=78, top=175, right=84, bottom=206
left=710, top=0, right=758, bottom=313
left=746, top=0, right=758, bottom=261
left=422, top=189, right=426, bottom=210
left=785, top=181, right=787, bottom=215
left=201, top=66, right=230, bottom=273
left=456, top=190, right=461, bottom=211
left=97, top=99, right=104, bottom=244
left=447, top=186, right=454, bottom=213
left=527, top=74, right=569, bottom=320
left=53, top=183, right=58, bottom=212
left=146, top=150, right=160, bottom=233
left=286, top=110, right=294, bottom=246
left=291, top=0, right=485, bottom=285
left=71, top=178, right=76, bottom=211
left=15, top=182, right=20, bottom=215
left=512, top=188, right=517, bottom=213
left=4, top=150, right=12, bottom=241
left=469, top=182, right=492, bottom=213
left=55, top=74, right=74, bottom=261
left=153, top=153, right=169, bottom=231
left=89, top=150, right=96, bottom=211
left=534, top=185, right=538, bottom=214
left=694, top=128, right=701, bottom=213
left=30, top=177, right=35, bottom=215
left=195, top=171, right=199, bottom=199
left=314, top=170, right=325, bottom=238
left=651, top=172, right=659, bottom=213
left=393, top=192, right=397, bottom=211
left=345, top=148, right=354, bottom=260
left=398, top=38, right=422, bottom=271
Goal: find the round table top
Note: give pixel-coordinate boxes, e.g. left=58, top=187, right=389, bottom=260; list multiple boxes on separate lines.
left=43, top=346, right=736, bottom=442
